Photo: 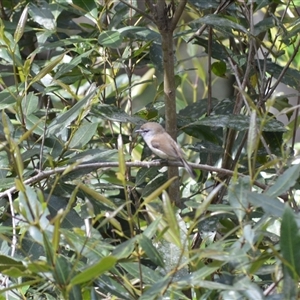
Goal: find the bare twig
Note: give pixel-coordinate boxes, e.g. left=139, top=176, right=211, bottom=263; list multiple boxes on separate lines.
left=0, top=160, right=271, bottom=199
left=263, top=37, right=300, bottom=101
left=119, top=0, right=155, bottom=23
left=170, top=0, right=188, bottom=31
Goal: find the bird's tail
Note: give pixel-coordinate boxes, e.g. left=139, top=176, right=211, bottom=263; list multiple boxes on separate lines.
left=182, top=159, right=197, bottom=179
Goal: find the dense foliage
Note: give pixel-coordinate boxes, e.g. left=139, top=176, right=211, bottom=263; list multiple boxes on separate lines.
left=0, top=0, right=299, bottom=299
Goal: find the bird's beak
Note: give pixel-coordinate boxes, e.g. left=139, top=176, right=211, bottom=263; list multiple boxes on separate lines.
left=135, top=129, right=142, bottom=133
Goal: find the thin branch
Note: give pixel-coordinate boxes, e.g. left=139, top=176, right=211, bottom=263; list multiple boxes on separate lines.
left=0, top=161, right=271, bottom=199
left=228, top=57, right=280, bottom=174
left=291, top=88, right=300, bottom=150
left=263, top=37, right=300, bottom=101
left=170, top=0, right=188, bottom=31
left=119, top=0, right=155, bottom=23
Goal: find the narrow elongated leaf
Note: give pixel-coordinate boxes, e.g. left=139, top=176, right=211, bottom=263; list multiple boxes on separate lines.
left=259, top=60, right=300, bottom=90
left=280, top=204, right=300, bottom=280
left=282, top=265, right=298, bottom=299
left=70, top=256, right=117, bottom=285
left=69, top=284, right=82, bottom=300
left=228, top=177, right=250, bottom=222
left=93, top=104, right=144, bottom=124
left=112, top=237, right=137, bottom=259
left=0, top=255, right=26, bottom=272
left=31, top=53, right=64, bottom=85
left=0, top=90, right=17, bottom=109
left=197, top=115, right=285, bottom=132
left=54, top=50, right=93, bottom=79
left=139, top=280, right=170, bottom=300
left=22, top=92, right=39, bottom=116
left=48, top=88, right=97, bottom=134
left=14, top=5, right=28, bottom=43
left=69, top=122, right=97, bottom=148
left=29, top=2, right=56, bottom=30
left=139, top=235, right=165, bottom=268
left=98, top=31, right=122, bottom=48
left=54, top=255, right=71, bottom=285
left=247, top=192, right=285, bottom=217
left=192, top=14, right=248, bottom=33
left=266, top=164, right=300, bottom=197
left=120, top=262, right=163, bottom=284
left=247, top=110, right=258, bottom=162
left=162, top=191, right=181, bottom=246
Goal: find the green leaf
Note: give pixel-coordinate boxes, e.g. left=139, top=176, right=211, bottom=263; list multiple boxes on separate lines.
left=247, top=192, right=285, bottom=217
left=135, top=167, right=160, bottom=186
left=48, top=88, right=97, bottom=134
left=68, top=148, right=118, bottom=164
left=139, top=235, right=165, bottom=268
left=196, top=114, right=286, bottom=132
left=54, top=50, right=93, bottom=79
left=253, top=17, right=275, bottom=36
left=92, top=104, right=144, bottom=124
left=282, top=265, right=298, bottom=299
left=14, top=5, right=29, bottom=43
left=266, top=164, right=300, bottom=197
left=0, top=255, right=26, bottom=272
left=54, top=255, right=71, bottom=285
left=120, top=262, right=163, bottom=284
left=259, top=60, right=300, bottom=91
left=162, top=191, right=181, bottom=246
left=247, top=110, right=258, bottom=163
left=139, top=278, right=170, bottom=300
left=95, top=275, right=132, bottom=299
left=228, top=177, right=250, bottom=222
left=0, top=90, right=17, bottom=109
left=69, top=121, right=97, bottom=148
left=19, top=185, right=49, bottom=225
left=29, top=2, right=56, bottom=31
left=192, top=14, right=248, bottom=34
left=21, top=92, right=39, bottom=116
left=47, top=195, right=84, bottom=229
left=62, top=230, right=113, bottom=262
left=43, top=231, right=55, bottom=267
left=70, top=256, right=117, bottom=285
left=232, top=277, right=264, bottom=300
left=280, top=204, right=300, bottom=280
left=31, top=53, right=64, bottom=85
left=211, top=61, right=226, bottom=77
left=119, top=26, right=161, bottom=42
left=24, top=114, right=45, bottom=135
left=69, top=284, right=82, bottom=300
left=112, top=237, right=137, bottom=259
left=179, top=98, right=224, bottom=120
left=181, top=124, right=219, bottom=143
left=98, top=31, right=123, bottom=48
left=72, top=0, right=97, bottom=13
left=141, top=174, right=168, bottom=197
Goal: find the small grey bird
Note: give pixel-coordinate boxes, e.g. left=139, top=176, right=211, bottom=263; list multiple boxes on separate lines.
left=136, top=122, right=196, bottom=178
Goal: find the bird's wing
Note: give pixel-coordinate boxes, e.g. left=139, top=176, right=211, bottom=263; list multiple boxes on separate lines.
left=151, top=140, right=160, bottom=149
